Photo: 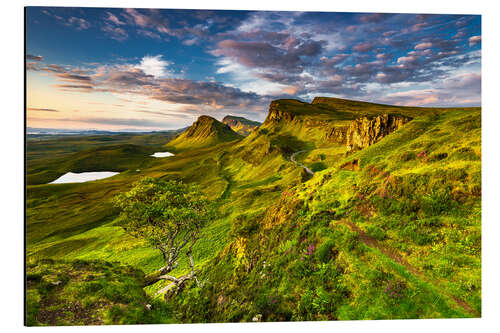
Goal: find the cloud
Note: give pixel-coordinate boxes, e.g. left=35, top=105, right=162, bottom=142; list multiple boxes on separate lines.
left=397, top=55, right=417, bottom=64
left=41, top=64, right=68, bottom=73
left=28, top=108, right=59, bottom=112
left=41, top=10, right=90, bottom=31
left=26, top=62, right=41, bottom=71
left=415, top=42, right=432, bottom=50
left=26, top=54, right=43, bottom=61
left=55, top=73, right=92, bottom=82
left=375, top=72, right=480, bottom=107
left=67, top=17, right=91, bottom=30
left=105, top=11, right=125, bottom=25
left=353, top=42, right=373, bottom=52
left=53, top=84, right=93, bottom=91
left=101, top=24, right=128, bottom=41
left=212, top=36, right=325, bottom=76
left=136, top=55, right=170, bottom=78
left=359, top=13, right=392, bottom=23
left=469, top=35, right=481, bottom=47
left=137, top=29, right=161, bottom=40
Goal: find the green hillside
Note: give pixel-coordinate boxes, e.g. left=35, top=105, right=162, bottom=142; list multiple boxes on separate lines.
left=166, top=115, right=243, bottom=150
left=222, top=115, right=261, bottom=136
left=25, top=97, right=481, bottom=324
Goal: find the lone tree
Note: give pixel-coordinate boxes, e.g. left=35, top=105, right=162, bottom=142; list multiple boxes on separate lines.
left=113, top=177, right=215, bottom=297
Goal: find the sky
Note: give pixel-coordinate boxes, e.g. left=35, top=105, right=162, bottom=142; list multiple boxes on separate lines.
left=26, top=7, right=481, bottom=131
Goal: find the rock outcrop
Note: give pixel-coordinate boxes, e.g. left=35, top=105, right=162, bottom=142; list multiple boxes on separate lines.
left=264, top=100, right=297, bottom=124
left=345, top=114, right=411, bottom=150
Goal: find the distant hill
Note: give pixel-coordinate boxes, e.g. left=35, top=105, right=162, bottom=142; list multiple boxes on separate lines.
left=167, top=115, right=243, bottom=150
left=222, top=115, right=261, bottom=136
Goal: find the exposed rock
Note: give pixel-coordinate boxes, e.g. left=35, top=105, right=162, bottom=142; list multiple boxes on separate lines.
left=264, top=100, right=297, bottom=124
left=262, top=99, right=412, bottom=151
left=345, top=114, right=411, bottom=150
left=340, top=159, right=359, bottom=171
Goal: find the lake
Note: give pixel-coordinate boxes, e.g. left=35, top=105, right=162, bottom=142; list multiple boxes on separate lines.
left=151, top=152, right=174, bottom=158
left=49, top=171, right=120, bottom=184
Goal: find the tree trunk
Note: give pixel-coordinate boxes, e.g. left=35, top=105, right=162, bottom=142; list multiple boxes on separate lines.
left=143, top=265, right=173, bottom=287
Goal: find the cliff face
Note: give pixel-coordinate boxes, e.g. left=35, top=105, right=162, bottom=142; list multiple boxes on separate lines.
left=264, top=100, right=297, bottom=124
left=334, top=114, right=412, bottom=150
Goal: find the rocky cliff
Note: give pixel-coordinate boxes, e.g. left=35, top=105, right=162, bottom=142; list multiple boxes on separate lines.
left=329, top=114, right=412, bottom=150
left=262, top=99, right=412, bottom=151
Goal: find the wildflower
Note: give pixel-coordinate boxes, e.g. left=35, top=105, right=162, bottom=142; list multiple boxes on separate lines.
left=305, top=244, right=315, bottom=255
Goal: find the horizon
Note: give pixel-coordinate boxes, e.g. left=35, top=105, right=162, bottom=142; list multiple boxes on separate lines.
left=26, top=7, right=481, bottom=131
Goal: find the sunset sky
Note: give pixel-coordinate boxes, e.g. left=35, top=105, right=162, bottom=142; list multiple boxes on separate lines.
left=26, top=7, right=481, bottom=131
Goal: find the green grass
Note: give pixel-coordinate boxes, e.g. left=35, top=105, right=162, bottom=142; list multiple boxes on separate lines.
left=26, top=259, right=175, bottom=326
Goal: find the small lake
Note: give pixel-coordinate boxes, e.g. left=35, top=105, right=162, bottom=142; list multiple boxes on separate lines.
left=151, top=152, right=174, bottom=158
left=49, top=171, right=120, bottom=184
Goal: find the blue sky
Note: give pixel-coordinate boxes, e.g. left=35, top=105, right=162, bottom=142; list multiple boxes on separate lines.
left=26, top=7, right=481, bottom=130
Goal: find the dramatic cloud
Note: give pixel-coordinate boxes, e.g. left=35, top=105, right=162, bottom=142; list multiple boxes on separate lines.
left=212, top=38, right=325, bottom=72
left=26, top=8, right=481, bottom=130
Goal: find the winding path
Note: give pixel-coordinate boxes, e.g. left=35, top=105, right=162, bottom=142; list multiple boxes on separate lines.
left=290, top=150, right=315, bottom=176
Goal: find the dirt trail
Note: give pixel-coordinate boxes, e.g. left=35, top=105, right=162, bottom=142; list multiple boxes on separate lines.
left=290, top=150, right=314, bottom=175
left=338, top=219, right=480, bottom=317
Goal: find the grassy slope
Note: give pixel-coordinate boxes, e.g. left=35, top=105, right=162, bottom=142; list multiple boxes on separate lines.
left=222, top=115, right=261, bottom=135
left=26, top=259, right=173, bottom=326
left=26, top=98, right=481, bottom=323
left=168, top=104, right=481, bottom=322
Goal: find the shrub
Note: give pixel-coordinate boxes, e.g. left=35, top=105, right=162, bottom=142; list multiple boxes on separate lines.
left=429, top=152, right=448, bottom=162
left=230, top=214, right=260, bottom=237
left=317, top=240, right=335, bottom=263
left=400, top=151, right=416, bottom=162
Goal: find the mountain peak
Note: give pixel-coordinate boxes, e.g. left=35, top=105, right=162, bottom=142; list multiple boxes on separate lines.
left=167, top=115, right=242, bottom=150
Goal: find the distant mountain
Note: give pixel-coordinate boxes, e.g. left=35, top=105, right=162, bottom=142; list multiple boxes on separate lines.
left=166, top=115, right=243, bottom=149
left=222, top=115, right=261, bottom=136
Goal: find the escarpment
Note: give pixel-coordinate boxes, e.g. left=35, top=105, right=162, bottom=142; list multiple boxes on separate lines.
left=330, top=114, right=412, bottom=150
left=262, top=99, right=412, bottom=151
left=264, top=100, right=299, bottom=124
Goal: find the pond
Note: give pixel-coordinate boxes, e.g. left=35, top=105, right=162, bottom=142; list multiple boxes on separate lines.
left=49, top=171, right=120, bottom=184
left=151, top=152, right=174, bottom=158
